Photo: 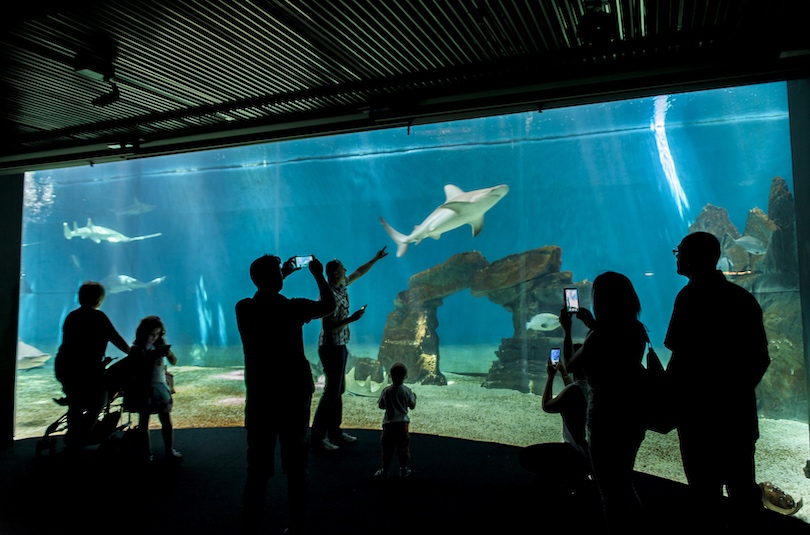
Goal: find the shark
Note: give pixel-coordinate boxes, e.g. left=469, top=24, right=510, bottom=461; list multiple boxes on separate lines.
left=63, top=218, right=162, bottom=243
left=101, top=272, right=166, bottom=294
left=110, top=197, right=156, bottom=217
left=379, top=183, right=509, bottom=257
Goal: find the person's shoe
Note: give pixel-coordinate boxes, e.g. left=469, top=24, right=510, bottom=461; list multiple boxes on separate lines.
left=337, top=432, right=357, bottom=444
left=167, top=449, right=183, bottom=462
left=400, top=467, right=411, bottom=478
left=319, top=438, right=339, bottom=451
left=373, top=469, right=387, bottom=479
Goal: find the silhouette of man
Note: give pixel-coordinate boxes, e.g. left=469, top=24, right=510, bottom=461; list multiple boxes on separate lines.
left=310, top=247, right=388, bottom=451
left=665, top=231, right=770, bottom=517
left=235, top=255, right=336, bottom=534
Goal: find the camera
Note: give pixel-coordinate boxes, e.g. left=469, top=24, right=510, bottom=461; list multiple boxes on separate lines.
left=564, top=287, right=579, bottom=312
left=550, top=347, right=561, bottom=365
left=294, top=255, right=314, bottom=269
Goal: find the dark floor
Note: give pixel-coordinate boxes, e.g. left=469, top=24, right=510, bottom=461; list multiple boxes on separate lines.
left=1, top=427, right=808, bottom=535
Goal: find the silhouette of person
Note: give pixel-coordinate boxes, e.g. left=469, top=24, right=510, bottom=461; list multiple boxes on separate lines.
left=235, top=254, right=336, bottom=535
left=565, top=272, right=648, bottom=535
left=123, top=315, right=182, bottom=462
left=54, top=281, right=130, bottom=447
left=665, top=231, right=770, bottom=519
left=374, top=362, right=417, bottom=479
left=311, top=247, right=388, bottom=451
left=519, top=339, right=592, bottom=495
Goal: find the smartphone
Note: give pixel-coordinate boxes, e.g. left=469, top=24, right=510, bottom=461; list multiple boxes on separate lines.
left=564, top=287, right=579, bottom=312
left=550, top=347, right=561, bottom=365
left=294, top=255, right=314, bottom=269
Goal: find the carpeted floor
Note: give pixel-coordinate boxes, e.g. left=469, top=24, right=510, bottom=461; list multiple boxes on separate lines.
left=1, top=427, right=808, bottom=535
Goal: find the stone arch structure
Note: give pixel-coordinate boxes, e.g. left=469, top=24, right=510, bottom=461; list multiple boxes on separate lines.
left=376, top=246, right=591, bottom=392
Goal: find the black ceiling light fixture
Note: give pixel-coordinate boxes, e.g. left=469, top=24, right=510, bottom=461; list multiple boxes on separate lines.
left=91, top=82, right=120, bottom=107
left=579, top=0, right=617, bottom=47
left=73, top=31, right=121, bottom=107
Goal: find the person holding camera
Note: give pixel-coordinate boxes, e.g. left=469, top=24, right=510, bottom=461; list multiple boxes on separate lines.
left=310, top=247, right=388, bottom=452
left=123, top=315, right=181, bottom=462
left=564, top=272, right=648, bottom=535
left=518, top=340, right=592, bottom=496
left=236, top=254, right=336, bottom=535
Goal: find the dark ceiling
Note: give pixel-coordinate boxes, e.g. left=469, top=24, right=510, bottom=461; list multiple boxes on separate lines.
left=2, top=0, right=809, bottom=173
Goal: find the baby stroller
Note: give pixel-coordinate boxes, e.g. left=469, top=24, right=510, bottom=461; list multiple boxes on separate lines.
left=35, top=356, right=134, bottom=457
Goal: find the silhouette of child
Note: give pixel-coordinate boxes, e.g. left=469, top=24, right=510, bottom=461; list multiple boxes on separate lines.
left=125, top=316, right=182, bottom=462
left=374, top=362, right=417, bottom=479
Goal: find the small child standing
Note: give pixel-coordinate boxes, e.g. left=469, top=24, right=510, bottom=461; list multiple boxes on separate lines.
left=125, top=315, right=182, bottom=462
left=374, top=362, right=417, bottom=479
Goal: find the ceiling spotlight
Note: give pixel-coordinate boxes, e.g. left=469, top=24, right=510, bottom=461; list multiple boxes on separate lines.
left=92, top=82, right=120, bottom=107
left=579, top=0, right=617, bottom=46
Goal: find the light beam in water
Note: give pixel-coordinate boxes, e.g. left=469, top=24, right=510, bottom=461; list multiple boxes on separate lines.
left=653, top=95, right=689, bottom=218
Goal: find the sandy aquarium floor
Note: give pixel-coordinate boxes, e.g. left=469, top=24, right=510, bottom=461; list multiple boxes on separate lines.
left=14, top=350, right=810, bottom=525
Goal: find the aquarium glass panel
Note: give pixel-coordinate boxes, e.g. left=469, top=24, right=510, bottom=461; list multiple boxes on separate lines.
left=17, top=81, right=803, bottom=447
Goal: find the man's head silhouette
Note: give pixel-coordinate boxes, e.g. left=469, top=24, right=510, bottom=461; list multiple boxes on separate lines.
left=675, top=231, right=721, bottom=277
left=250, top=255, right=283, bottom=293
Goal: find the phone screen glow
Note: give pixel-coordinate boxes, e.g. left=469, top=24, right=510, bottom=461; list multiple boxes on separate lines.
left=564, top=288, right=579, bottom=312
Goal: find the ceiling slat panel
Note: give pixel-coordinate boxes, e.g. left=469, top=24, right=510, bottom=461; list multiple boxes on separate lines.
left=1, top=0, right=807, bottom=171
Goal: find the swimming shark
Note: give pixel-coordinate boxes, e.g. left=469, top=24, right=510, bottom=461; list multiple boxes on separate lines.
left=379, top=183, right=509, bottom=257
left=101, top=272, right=166, bottom=294
left=63, top=218, right=162, bottom=243
left=110, top=197, right=156, bottom=217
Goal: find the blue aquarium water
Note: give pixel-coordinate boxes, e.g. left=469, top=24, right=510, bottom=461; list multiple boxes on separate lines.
left=18, top=81, right=796, bottom=383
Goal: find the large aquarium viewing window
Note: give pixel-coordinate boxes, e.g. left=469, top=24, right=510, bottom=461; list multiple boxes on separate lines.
left=16, top=81, right=810, bottom=511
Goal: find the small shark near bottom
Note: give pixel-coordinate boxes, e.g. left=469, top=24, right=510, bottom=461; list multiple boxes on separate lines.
left=380, top=183, right=509, bottom=257
left=102, top=273, right=166, bottom=294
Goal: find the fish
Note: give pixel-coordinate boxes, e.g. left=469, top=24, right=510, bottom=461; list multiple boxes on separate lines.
left=731, top=234, right=767, bottom=255
left=110, top=197, right=156, bottom=217
left=344, top=366, right=388, bottom=397
left=525, top=312, right=561, bottom=332
left=17, top=340, right=50, bottom=370
left=101, top=272, right=166, bottom=294
left=63, top=218, right=162, bottom=244
left=379, top=183, right=509, bottom=257
left=717, top=256, right=734, bottom=272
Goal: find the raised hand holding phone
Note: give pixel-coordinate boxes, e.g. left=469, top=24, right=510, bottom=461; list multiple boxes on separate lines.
left=294, top=255, right=314, bottom=269
left=564, top=287, right=580, bottom=312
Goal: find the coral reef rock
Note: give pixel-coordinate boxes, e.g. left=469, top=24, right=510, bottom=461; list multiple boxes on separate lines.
left=689, top=176, right=805, bottom=421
